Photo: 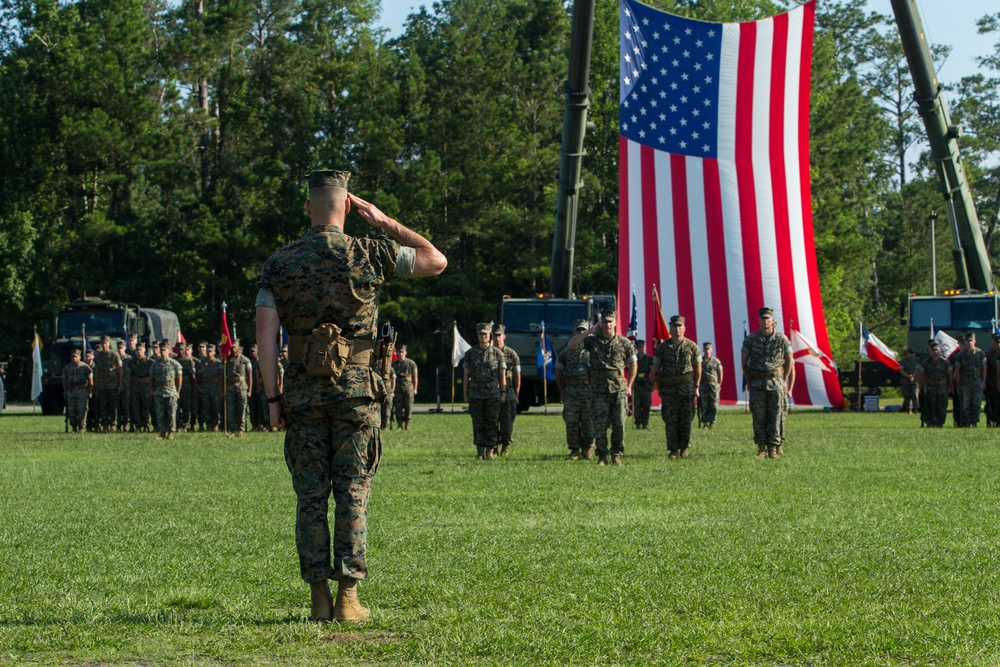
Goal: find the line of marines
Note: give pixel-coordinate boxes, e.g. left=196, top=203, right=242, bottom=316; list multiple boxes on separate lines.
left=62, top=334, right=289, bottom=438
left=460, top=322, right=522, bottom=460
left=912, top=332, right=1000, bottom=428
left=381, top=344, right=419, bottom=431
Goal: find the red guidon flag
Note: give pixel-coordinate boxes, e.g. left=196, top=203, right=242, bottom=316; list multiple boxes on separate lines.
left=860, top=324, right=899, bottom=371
left=618, top=0, right=841, bottom=409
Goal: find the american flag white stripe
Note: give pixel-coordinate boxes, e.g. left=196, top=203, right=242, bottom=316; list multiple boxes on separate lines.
left=618, top=0, right=842, bottom=408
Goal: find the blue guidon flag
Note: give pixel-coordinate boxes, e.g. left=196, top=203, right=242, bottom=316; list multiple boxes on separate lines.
left=617, top=0, right=843, bottom=410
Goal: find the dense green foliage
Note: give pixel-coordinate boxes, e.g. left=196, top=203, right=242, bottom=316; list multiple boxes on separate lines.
left=2, top=0, right=999, bottom=393
left=4, top=410, right=1000, bottom=665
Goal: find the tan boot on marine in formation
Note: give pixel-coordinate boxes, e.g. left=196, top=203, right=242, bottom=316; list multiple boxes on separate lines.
left=310, top=580, right=333, bottom=622
left=333, top=578, right=370, bottom=623
left=755, top=445, right=768, bottom=459
left=581, top=447, right=594, bottom=461
left=566, top=449, right=581, bottom=461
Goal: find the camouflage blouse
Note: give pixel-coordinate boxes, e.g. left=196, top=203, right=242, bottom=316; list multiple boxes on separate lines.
left=393, top=358, right=418, bottom=393
left=63, top=362, right=92, bottom=392
left=741, top=329, right=792, bottom=391
left=226, top=353, right=253, bottom=384
left=653, top=338, right=701, bottom=397
left=701, top=357, right=723, bottom=386
left=634, top=354, right=654, bottom=388
left=954, top=347, right=986, bottom=385
left=93, top=350, right=122, bottom=383
left=583, top=333, right=636, bottom=394
left=556, top=346, right=592, bottom=397
left=258, top=224, right=400, bottom=412
left=151, top=358, right=183, bottom=398
left=463, top=345, right=506, bottom=400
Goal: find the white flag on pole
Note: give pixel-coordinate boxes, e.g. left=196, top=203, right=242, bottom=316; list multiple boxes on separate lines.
left=31, top=333, right=44, bottom=402
left=451, top=323, right=472, bottom=368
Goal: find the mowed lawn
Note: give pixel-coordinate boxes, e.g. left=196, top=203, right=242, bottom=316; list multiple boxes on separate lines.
left=3, top=408, right=1000, bottom=666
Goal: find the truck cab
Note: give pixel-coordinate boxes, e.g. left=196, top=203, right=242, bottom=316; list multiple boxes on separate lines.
left=499, top=294, right=615, bottom=410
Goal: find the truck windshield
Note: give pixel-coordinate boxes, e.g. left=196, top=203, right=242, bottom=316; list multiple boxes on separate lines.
left=502, top=302, right=588, bottom=334
left=910, top=297, right=996, bottom=331
left=58, top=312, right=125, bottom=338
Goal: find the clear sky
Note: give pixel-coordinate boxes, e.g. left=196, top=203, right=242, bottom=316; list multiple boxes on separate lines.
left=375, top=0, right=996, bottom=86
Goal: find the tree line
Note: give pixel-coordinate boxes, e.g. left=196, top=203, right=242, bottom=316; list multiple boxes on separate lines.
left=1, top=0, right=999, bottom=400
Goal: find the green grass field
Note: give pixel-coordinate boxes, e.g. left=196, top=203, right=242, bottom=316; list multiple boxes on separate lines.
left=3, top=408, right=1000, bottom=666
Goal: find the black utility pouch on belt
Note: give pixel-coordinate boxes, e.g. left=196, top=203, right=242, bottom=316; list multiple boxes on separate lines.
left=303, top=323, right=350, bottom=380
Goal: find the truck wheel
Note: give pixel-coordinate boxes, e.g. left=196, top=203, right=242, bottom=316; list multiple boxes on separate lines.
left=40, top=386, right=64, bottom=416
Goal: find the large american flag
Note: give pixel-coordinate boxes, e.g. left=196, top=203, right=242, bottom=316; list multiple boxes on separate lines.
left=618, top=0, right=843, bottom=409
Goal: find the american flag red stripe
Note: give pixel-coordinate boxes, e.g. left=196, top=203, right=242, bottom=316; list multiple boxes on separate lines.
left=618, top=0, right=843, bottom=408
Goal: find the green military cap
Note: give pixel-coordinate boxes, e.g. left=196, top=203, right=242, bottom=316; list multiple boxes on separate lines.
left=928, top=339, right=940, bottom=348
left=669, top=315, right=685, bottom=326
left=636, top=339, right=645, bottom=345
left=758, top=307, right=774, bottom=318
left=117, top=340, right=126, bottom=347
left=249, top=343, right=258, bottom=352
left=703, top=341, right=713, bottom=348
left=71, top=349, right=81, bottom=357
left=136, top=342, right=145, bottom=349
left=231, top=339, right=241, bottom=348
left=492, top=324, right=505, bottom=335
left=398, top=344, right=408, bottom=352
left=101, top=335, right=111, bottom=343
left=280, top=344, right=288, bottom=352
left=600, top=310, right=617, bottom=321
left=476, top=322, right=492, bottom=334
left=573, top=319, right=588, bottom=331
left=161, top=339, right=171, bottom=348
left=198, top=340, right=208, bottom=347
left=308, top=170, right=351, bottom=190
left=207, top=344, right=216, bottom=352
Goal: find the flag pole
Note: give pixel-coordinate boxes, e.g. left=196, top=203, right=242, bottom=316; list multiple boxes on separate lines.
left=541, top=321, right=548, bottom=415
left=451, top=321, right=457, bottom=413
left=857, top=319, right=862, bottom=410
left=222, top=301, right=228, bottom=435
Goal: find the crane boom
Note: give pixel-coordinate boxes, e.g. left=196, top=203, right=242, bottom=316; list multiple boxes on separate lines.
left=889, top=0, right=994, bottom=292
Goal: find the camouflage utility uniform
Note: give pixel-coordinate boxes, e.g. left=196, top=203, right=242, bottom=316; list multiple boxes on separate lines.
left=918, top=356, right=951, bottom=427
left=93, top=348, right=123, bottom=430
left=258, top=219, right=408, bottom=585
left=633, top=351, right=654, bottom=429
left=463, top=344, right=506, bottom=456
left=129, top=355, right=154, bottom=431
left=654, top=338, right=701, bottom=455
left=987, top=345, right=1000, bottom=427
left=954, top=346, right=986, bottom=426
left=496, top=345, right=520, bottom=450
left=584, top=334, right=636, bottom=460
left=556, top=345, right=593, bottom=457
left=226, top=352, right=253, bottom=433
left=392, top=358, right=417, bottom=428
left=118, top=350, right=132, bottom=430
left=742, top=329, right=792, bottom=453
left=200, top=358, right=224, bottom=431
left=63, top=360, right=92, bottom=431
left=699, top=356, right=723, bottom=426
left=899, top=355, right=920, bottom=414
left=179, top=354, right=200, bottom=431
left=151, top=356, right=183, bottom=434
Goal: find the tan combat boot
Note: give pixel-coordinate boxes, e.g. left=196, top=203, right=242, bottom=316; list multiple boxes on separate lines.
left=767, top=446, right=777, bottom=459
left=566, top=449, right=581, bottom=461
left=668, top=450, right=678, bottom=460
left=500, top=444, right=510, bottom=457
left=775, top=445, right=784, bottom=456
left=333, top=578, right=370, bottom=623
left=581, top=447, right=594, bottom=461
left=597, top=455, right=608, bottom=467
left=486, top=448, right=496, bottom=460
left=755, top=445, right=768, bottom=459
left=310, top=580, right=333, bottom=622
left=610, top=453, right=622, bottom=466
left=680, top=448, right=689, bottom=459
left=476, top=446, right=485, bottom=460
left=166, top=432, right=174, bottom=440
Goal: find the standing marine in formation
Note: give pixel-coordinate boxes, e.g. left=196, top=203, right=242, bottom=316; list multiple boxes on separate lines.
left=62, top=349, right=93, bottom=433
left=492, top=324, right=520, bottom=456
left=632, top=339, right=653, bottom=430
left=986, top=334, right=1000, bottom=427
left=463, top=323, right=507, bottom=460
left=952, top=332, right=986, bottom=427
left=225, top=340, right=254, bottom=437
left=741, top=307, right=794, bottom=458
left=916, top=339, right=951, bottom=427
left=199, top=344, right=224, bottom=432
left=556, top=319, right=594, bottom=460
left=93, top=335, right=123, bottom=432
left=652, top=315, right=701, bottom=459
left=117, top=340, right=132, bottom=431
left=898, top=347, right=920, bottom=415
left=699, top=342, right=724, bottom=428
left=178, top=343, right=200, bottom=432
left=568, top=311, right=636, bottom=466
left=128, top=342, right=154, bottom=431
left=151, top=339, right=183, bottom=440
left=391, top=344, right=418, bottom=430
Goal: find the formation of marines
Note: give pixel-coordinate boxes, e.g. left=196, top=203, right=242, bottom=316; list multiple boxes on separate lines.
left=63, top=334, right=280, bottom=437
left=915, top=332, right=998, bottom=428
